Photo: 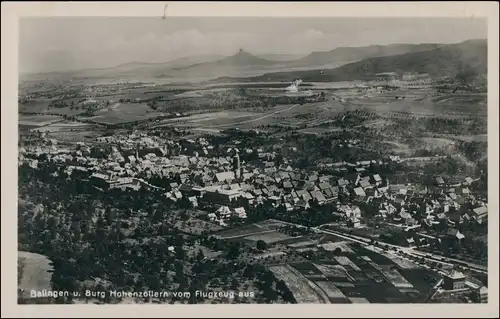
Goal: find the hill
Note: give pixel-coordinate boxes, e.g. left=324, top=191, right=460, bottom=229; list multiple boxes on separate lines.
left=289, top=43, right=444, bottom=68
left=159, top=49, right=286, bottom=80
left=226, top=39, right=487, bottom=83
left=21, top=54, right=225, bottom=81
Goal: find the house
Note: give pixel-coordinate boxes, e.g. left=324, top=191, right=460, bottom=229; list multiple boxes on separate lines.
left=322, top=188, right=337, bottom=202
left=215, top=171, right=235, bottom=183
left=464, top=177, right=474, bottom=185
left=310, top=190, right=327, bottom=205
left=365, top=188, right=379, bottom=198
left=475, top=286, right=488, bottom=303
left=394, top=194, right=406, bottom=206
left=437, top=213, right=447, bottom=220
left=359, top=180, right=372, bottom=189
left=471, top=206, right=488, bottom=223
left=216, top=206, right=232, bottom=220
left=252, top=188, right=263, bottom=197
left=338, top=179, right=348, bottom=187
left=283, top=181, right=294, bottom=191
left=296, top=200, right=310, bottom=210
left=242, top=172, right=254, bottom=181
left=284, top=203, right=293, bottom=212
left=233, top=207, right=247, bottom=219
left=436, top=176, right=445, bottom=187
left=188, top=196, right=198, bottom=208
left=353, top=187, right=366, bottom=201
left=406, top=217, right=417, bottom=226
left=372, top=174, right=383, bottom=186
left=173, top=191, right=183, bottom=200
left=446, top=228, right=465, bottom=241
left=204, top=187, right=241, bottom=206
left=90, top=173, right=112, bottom=189
left=169, top=182, right=179, bottom=190
left=349, top=216, right=361, bottom=228
left=388, top=184, right=407, bottom=195
left=461, top=187, right=470, bottom=197
left=355, top=167, right=366, bottom=173
left=318, top=183, right=331, bottom=191
left=208, top=213, right=217, bottom=221
left=443, top=270, right=466, bottom=290
left=229, top=183, right=242, bottom=191
left=359, top=160, right=371, bottom=167
left=296, top=190, right=312, bottom=202
left=400, top=211, right=412, bottom=222
left=242, top=192, right=255, bottom=205
left=179, top=184, right=195, bottom=196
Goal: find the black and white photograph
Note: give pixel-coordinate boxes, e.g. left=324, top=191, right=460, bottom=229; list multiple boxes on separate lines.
left=2, top=1, right=498, bottom=316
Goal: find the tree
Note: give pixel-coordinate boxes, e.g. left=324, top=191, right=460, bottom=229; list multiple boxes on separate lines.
left=256, top=240, right=267, bottom=251
left=196, top=249, right=205, bottom=262
left=231, top=278, right=239, bottom=290
left=333, top=247, right=342, bottom=256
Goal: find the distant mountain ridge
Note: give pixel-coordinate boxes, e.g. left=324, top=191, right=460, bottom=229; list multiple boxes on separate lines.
left=218, top=39, right=487, bottom=83
left=21, top=40, right=487, bottom=83
left=289, top=43, right=445, bottom=67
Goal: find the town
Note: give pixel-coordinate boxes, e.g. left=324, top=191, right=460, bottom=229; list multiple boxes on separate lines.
left=18, top=110, right=488, bottom=304
left=16, top=16, right=489, bottom=306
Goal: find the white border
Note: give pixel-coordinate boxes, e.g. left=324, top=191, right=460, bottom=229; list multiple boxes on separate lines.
left=2, top=2, right=499, bottom=318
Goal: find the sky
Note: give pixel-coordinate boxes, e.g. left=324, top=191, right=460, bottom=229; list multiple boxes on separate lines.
left=19, top=17, right=487, bottom=74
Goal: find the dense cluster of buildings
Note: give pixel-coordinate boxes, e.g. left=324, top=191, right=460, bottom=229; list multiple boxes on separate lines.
left=19, top=131, right=488, bottom=237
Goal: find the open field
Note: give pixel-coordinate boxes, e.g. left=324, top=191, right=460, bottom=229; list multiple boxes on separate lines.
left=296, top=127, right=344, bottom=135
left=35, top=121, right=93, bottom=132
left=215, top=224, right=269, bottom=239
left=44, top=129, right=102, bottom=144
left=349, top=297, right=370, bottom=303
left=447, top=134, right=488, bottom=142
left=168, top=88, right=232, bottom=99
left=370, top=263, right=414, bottom=289
left=317, top=241, right=355, bottom=253
left=380, top=252, right=420, bottom=269
left=18, top=251, right=53, bottom=299
left=313, top=263, right=353, bottom=280
left=19, top=100, right=52, bottom=113
left=334, top=256, right=362, bottom=271
left=255, top=219, right=290, bottom=229
left=79, top=103, right=165, bottom=125
left=399, top=268, right=441, bottom=297
left=381, top=268, right=414, bottom=289
left=269, top=265, right=330, bottom=303
left=345, top=90, right=487, bottom=118
left=315, top=281, right=349, bottom=302
left=243, top=231, right=293, bottom=244
left=19, top=115, right=63, bottom=128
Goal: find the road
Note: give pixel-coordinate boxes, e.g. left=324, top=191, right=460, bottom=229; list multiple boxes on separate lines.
left=268, top=219, right=487, bottom=274
left=214, top=104, right=299, bottom=128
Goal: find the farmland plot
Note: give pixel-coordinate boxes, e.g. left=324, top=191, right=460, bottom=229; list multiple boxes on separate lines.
left=315, top=281, right=349, bottom=302
left=269, top=265, right=330, bottom=304
left=334, top=256, right=362, bottom=271
left=243, top=231, right=292, bottom=244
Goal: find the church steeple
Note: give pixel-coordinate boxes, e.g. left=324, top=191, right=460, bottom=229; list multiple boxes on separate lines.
left=233, top=149, right=241, bottom=179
